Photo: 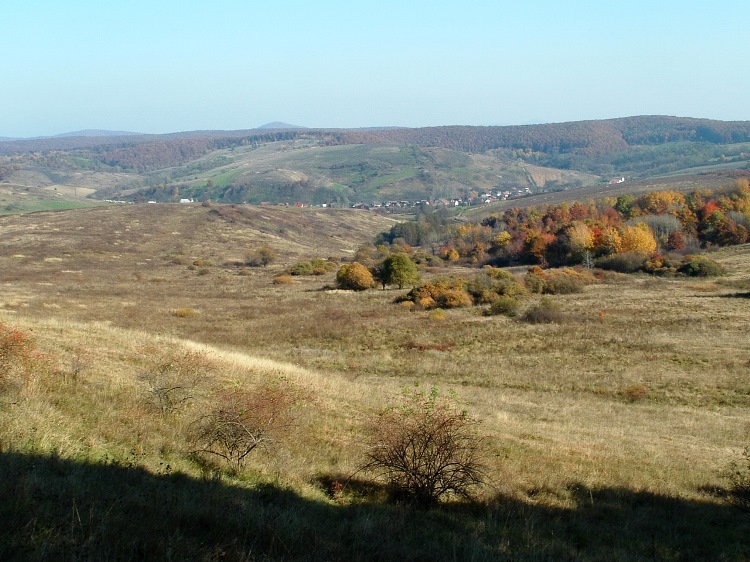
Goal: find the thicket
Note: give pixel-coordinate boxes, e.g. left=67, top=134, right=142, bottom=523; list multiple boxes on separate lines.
left=379, top=179, right=750, bottom=276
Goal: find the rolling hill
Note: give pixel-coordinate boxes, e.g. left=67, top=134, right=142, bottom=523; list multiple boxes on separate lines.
left=1, top=116, right=749, bottom=211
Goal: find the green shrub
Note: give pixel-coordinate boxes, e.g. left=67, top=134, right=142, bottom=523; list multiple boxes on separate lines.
left=678, top=255, right=726, bottom=277
left=290, top=262, right=314, bottom=276
left=486, top=296, right=520, bottom=317
left=595, top=252, right=647, bottom=273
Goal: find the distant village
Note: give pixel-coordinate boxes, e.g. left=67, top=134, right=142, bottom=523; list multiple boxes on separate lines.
left=111, top=179, right=624, bottom=209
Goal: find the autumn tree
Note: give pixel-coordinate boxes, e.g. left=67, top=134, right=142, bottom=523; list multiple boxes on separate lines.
left=376, top=253, right=420, bottom=290
left=618, top=224, right=657, bottom=256
left=567, top=222, right=594, bottom=262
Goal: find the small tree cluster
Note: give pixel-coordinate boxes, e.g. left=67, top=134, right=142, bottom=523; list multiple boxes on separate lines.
left=379, top=180, right=750, bottom=268
left=362, top=387, right=484, bottom=506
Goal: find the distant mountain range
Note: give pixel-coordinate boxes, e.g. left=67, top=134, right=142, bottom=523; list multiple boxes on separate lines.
left=52, top=129, right=142, bottom=138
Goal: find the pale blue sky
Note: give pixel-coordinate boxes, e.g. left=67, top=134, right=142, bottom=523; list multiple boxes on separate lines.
left=3, top=0, right=748, bottom=137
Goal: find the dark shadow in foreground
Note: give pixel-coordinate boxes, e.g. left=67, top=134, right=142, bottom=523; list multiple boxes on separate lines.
left=2, top=451, right=748, bottom=561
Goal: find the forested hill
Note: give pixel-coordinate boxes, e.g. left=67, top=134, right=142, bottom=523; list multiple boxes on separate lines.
left=2, top=116, right=749, bottom=184
left=332, top=116, right=750, bottom=155
left=3, top=116, right=750, bottom=159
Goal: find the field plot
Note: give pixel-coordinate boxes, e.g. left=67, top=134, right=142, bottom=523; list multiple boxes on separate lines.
left=0, top=204, right=748, bottom=560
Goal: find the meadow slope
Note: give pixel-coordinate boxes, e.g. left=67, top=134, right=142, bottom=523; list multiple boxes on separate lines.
left=1, top=204, right=748, bottom=560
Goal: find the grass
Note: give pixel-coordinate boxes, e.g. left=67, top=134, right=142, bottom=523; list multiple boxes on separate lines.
left=1, top=204, right=749, bottom=560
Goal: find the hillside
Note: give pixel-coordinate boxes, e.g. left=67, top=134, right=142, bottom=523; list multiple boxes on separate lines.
left=0, top=116, right=749, bottom=211
left=1, top=204, right=748, bottom=559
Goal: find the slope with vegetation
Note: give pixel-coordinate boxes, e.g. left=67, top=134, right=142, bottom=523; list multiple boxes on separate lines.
left=1, top=200, right=749, bottom=560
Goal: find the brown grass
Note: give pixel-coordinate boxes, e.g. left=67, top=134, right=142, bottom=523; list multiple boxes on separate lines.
left=0, top=204, right=748, bottom=558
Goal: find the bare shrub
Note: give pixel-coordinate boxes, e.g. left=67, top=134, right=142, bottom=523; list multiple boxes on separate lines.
left=362, top=387, right=484, bottom=506
left=141, top=350, right=211, bottom=414
left=190, top=382, right=302, bottom=471
left=272, top=274, right=295, bottom=285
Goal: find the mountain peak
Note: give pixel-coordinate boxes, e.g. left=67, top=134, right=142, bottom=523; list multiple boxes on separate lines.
left=257, top=122, right=306, bottom=130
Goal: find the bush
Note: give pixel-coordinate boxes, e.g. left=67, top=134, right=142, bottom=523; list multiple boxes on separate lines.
left=486, top=296, right=520, bottom=317
left=362, top=387, right=484, bottom=506
left=173, top=307, right=198, bottom=318
left=190, top=382, right=302, bottom=471
left=336, top=262, right=375, bottom=291
left=520, top=298, right=564, bottom=324
left=289, top=262, right=314, bottom=276
left=543, top=272, right=584, bottom=295
left=678, top=254, right=726, bottom=277
left=273, top=274, right=294, bottom=285
left=141, top=350, right=210, bottom=414
left=595, top=252, right=648, bottom=273
left=435, top=288, right=473, bottom=309
left=405, top=277, right=471, bottom=309
left=524, top=267, right=547, bottom=293
left=245, top=245, right=276, bottom=267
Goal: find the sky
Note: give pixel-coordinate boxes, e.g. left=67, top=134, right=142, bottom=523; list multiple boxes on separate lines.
left=3, top=0, right=749, bottom=137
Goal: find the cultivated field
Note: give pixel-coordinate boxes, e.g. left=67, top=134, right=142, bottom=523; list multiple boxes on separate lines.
left=1, top=204, right=748, bottom=560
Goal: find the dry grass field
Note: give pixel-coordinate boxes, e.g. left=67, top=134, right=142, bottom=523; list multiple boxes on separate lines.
left=1, top=204, right=748, bottom=560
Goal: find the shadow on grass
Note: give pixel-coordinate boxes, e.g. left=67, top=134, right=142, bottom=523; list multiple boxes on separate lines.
left=2, top=451, right=749, bottom=561
left=724, top=291, right=750, bottom=299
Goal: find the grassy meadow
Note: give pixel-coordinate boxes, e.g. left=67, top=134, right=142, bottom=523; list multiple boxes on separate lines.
left=1, top=203, right=749, bottom=560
